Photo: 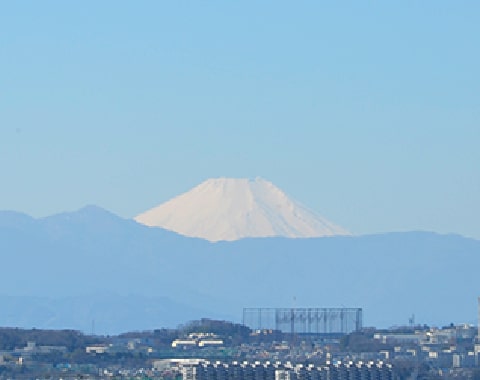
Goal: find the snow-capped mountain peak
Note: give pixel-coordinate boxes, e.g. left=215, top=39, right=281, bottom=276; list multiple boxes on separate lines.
left=134, top=177, right=350, bottom=242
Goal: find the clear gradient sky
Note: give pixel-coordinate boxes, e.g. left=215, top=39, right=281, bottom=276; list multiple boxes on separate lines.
left=1, top=1, right=479, bottom=239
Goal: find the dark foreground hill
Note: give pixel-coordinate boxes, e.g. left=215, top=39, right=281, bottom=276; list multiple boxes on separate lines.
left=0, top=206, right=478, bottom=334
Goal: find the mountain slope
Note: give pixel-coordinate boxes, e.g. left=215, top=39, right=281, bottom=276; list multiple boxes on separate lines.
left=1, top=207, right=479, bottom=333
left=135, top=177, right=349, bottom=241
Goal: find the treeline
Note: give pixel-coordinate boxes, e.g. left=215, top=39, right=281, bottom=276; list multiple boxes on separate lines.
left=179, top=318, right=251, bottom=343
left=0, top=328, right=99, bottom=351
left=119, top=319, right=254, bottom=347
left=0, top=319, right=282, bottom=353
left=0, top=319, right=254, bottom=352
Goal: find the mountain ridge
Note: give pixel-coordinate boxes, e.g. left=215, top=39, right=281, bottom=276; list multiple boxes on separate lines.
left=0, top=206, right=479, bottom=332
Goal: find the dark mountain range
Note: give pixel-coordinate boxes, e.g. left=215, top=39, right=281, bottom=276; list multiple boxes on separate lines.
left=0, top=206, right=478, bottom=334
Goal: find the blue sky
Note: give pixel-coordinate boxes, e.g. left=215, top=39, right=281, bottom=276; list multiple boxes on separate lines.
left=1, top=1, right=479, bottom=238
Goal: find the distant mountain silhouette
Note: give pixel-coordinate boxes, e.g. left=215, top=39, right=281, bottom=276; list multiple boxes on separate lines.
left=0, top=206, right=479, bottom=333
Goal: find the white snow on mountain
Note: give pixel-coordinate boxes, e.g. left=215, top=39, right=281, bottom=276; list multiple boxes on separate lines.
left=134, top=177, right=350, bottom=242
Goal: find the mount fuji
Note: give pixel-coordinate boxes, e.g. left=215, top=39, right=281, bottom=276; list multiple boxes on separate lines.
left=135, top=177, right=349, bottom=242
left=1, top=180, right=479, bottom=333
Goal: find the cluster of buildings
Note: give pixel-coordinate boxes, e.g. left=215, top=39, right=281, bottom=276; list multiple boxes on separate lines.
left=1, top=301, right=480, bottom=380
left=371, top=324, right=480, bottom=368
left=0, top=341, right=68, bottom=366
left=177, top=360, right=393, bottom=380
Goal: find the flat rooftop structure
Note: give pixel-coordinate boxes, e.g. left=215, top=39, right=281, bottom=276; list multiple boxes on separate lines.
left=243, top=308, right=362, bottom=334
